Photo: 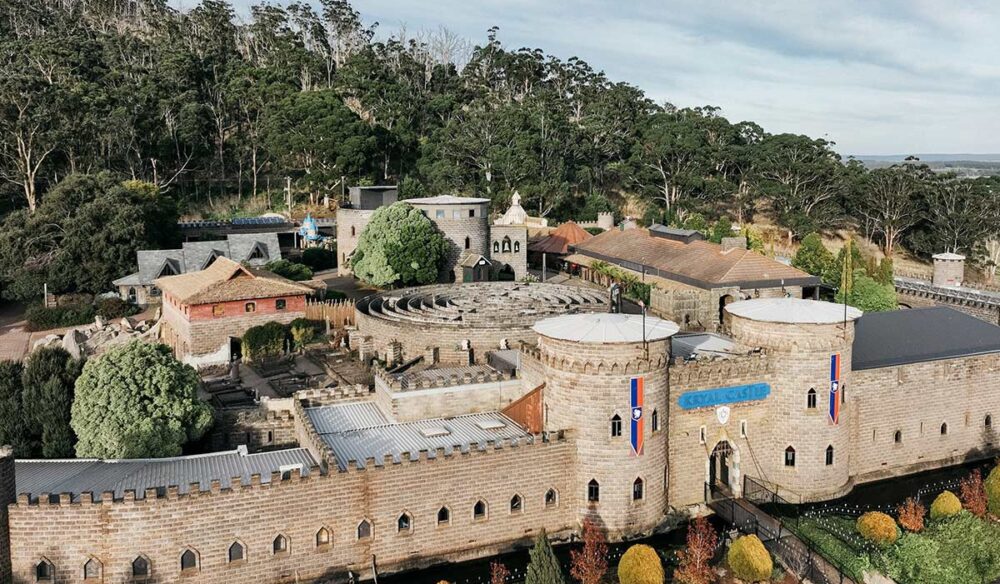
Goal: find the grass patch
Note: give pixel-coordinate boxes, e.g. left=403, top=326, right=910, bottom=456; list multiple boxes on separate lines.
left=874, top=512, right=1000, bottom=584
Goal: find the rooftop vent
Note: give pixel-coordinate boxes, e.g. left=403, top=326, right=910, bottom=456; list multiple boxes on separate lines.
left=475, top=419, right=507, bottom=431
left=420, top=427, right=451, bottom=438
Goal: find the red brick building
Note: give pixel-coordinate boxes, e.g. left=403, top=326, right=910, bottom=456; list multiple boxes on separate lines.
left=156, top=257, right=313, bottom=367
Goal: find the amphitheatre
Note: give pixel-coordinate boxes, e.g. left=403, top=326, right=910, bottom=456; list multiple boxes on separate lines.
left=352, top=282, right=609, bottom=364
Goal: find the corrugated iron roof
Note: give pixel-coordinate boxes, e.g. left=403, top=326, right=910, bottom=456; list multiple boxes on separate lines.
left=528, top=221, right=593, bottom=255
left=305, top=402, right=531, bottom=471
left=14, top=447, right=316, bottom=502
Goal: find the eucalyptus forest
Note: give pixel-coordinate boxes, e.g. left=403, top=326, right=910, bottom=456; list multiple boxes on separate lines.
left=2, top=0, right=1000, bottom=300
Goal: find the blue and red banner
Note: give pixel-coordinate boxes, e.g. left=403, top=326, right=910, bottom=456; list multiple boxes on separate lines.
left=829, top=353, right=841, bottom=425
left=630, top=376, right=644, bottom=456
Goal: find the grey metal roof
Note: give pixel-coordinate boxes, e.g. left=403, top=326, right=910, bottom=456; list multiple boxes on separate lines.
left=726, top=298, right=862, bottom=324
left=852, top=306, right=1000, bottom=370
left=305, top=401, right=389, bottom=434
left=305, top=402, right=531, bottom=470
left=128, top=233, right=282, bottom=286
left=112, top=271, right=141, bottom=286
left=14, top=447, right=316, bottom=502
left=533, top=312, right=679, bottom=343
left=672, top=332, right=739, bottom=360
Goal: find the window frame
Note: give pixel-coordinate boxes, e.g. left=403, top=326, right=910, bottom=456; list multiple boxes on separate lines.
left=473, top=500, right=488, bottom=521
left=610, top=414, right=623, bottom=438
left=272, top=534, right=290, bottom=555
left=397, top=512, right=413, bottom=534
left=357, top=519, right=373, bottom=541
left=36, top=559, right=55, bottom=582
left=244, top=302, right=256, bottom=313
left=784, top=446, right=796, bottom=467
left=131, top=555, right=151, bottom=579
left=315, top=527, right=332, bottom=548
left=437, top=506, right=451, bottom=526
left=544, top=488, right=558, bottom=508
left=651, top=409, right=659, bottom=432
left=825, top=445, right=834, bottom=466
left=587, top=479, right=600, bottom=503
left=632, top=477, right=644, bottom=501
left=275, top=298, right=287, bottom=311
left=180, top=549, right=199, bottom=573
left=509, top=493, right=523, bottom=514
left=807, top=388, right=817, bottom=409
left=212, top=304, right=225, bottom=317
left=227, top=541, right=246, bottom=565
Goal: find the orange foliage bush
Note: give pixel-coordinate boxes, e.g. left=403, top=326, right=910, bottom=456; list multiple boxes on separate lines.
left=960, top=468, right=988, bottom=518
left=896, top=497, right=925, bottom=533
left=674, top=516, right=718, bottom=584
left=857, top=511, right=898, bottom=546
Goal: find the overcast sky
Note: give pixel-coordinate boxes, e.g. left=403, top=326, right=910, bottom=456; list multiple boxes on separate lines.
left=224, top=0, right=1000, bottom=156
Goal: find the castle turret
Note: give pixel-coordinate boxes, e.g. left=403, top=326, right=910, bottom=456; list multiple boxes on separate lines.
left=533, top=312, right=679, bottom=536
left=725, top=298, right=862, bottom=500
left=0, top=445, right=14, bottom=584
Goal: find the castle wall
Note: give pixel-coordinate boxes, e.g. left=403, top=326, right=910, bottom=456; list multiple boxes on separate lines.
left=335, top=208, right=376, bottom=276
left=531, top=336, right=671, bottom=537
left=8, top=439, right=576, bottom=584
left=1, top=446, right=14, bottom=584
left=373, top=370, right=527, bottom=422
left=896, top=287, right=1000, bottom=326
left=489, top=225, right=528, bottom=281
left=850, top=354, right=1000, bottom=483
left=426, top=216, right=490, bottom=282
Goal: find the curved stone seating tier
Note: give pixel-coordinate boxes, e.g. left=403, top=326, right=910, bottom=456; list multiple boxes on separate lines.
left=357, top=283, right=608, bottom=330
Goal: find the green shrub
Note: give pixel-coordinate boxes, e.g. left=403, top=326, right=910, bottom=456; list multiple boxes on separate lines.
left=289, top=318, right=322, bottom=350
left=263, top=259, right=314, bottom=281
left=301, top=247, right=337, bottom=271
left=25, top=303, right=96, bottom=332
left=95, top=296, right=139, bottom=319
left=727, top=535, right=772, bottom=582
left=242, top=322, right=288, bottom=361
left=857, top=511, right=899, bottom=547
left=986, top=466, right=1000, bottom=516
left=617, top=544, right=663, bottom=584
left=584, top=226, right=604, bottom=236
left=930, top=491, right=962, bottom=520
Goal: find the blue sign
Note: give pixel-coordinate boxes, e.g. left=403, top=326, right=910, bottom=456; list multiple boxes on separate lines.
left=677, top=383, right=771, bottom=410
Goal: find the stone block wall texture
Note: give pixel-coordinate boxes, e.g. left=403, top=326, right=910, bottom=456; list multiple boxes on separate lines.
left=335, top=208, right=375, bottom=276
left=162, top=296, right=305, bottom=360
left=850, top=354, right=1000, bottom=483
left=0, top=446, right=14, bottom=584
left=896, top=288, right=1000, bottom=326
left=933, top=257, right=965, bottom=286
left=488, top=225, right=528, bottom=281
left=429, top=216, right=490, bottom=282
left=532, top=335, right=671, bottom=537
left=374, top=377, right=528, bottom=422
left=8, top=439, right=576, bottom=584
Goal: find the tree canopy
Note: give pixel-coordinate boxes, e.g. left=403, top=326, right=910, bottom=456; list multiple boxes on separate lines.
left=71, top=341, right=212, bottom=459
left=351, top=202, right=447, bottom=287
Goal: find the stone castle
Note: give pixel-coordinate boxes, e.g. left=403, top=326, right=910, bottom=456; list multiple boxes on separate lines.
left=5, top=285, right=1000, bottom=584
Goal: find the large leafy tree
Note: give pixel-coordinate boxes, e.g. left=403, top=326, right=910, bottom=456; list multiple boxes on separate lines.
left=351, top=202, right=447, bottom=287
left=21, top=346, right=82, bottom=458
left=71, top=341, right=213, bottom=459
left=0, top=173, right=180, bottom=300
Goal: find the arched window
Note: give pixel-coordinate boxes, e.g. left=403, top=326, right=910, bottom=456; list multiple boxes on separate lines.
left=544, top=488, right=558, bottom=508
left=132, top=555, right=150, bottom=578
left=514, top=241, right=521, bottom=252
left=464, top=236, right=471, bottom=250
left=36, top=559, right=54, bottom=581
left=825, top=445, right=834, bottom=466
left=437, top=507, right=450, bottom=525
left=493, top=240, right=500, bottom=253
left=83, top=558, right=102, bottom=579
left=510, top=494, right=523, bottom=513
left=807, top=388, right=817, bottom=409
left=502, top=236, right=512, bottom=253
left=651, top=409, right=659, bottom=432
left=397, top=512, right=413, bottom=533
left=784, top=446, right=796, bottom=467
left=610, top=414, right=622, bottom=437
left=357, top=520, right=372, bottom=540
left=180, top=550, right=198, bottom=572
left=587, top=479, right=600, bottom=503
left=987, top=414, right=994, bottom=429
left=228, top=542, right=245, bottom=563
left=473, top=500, right=488, bottom=520
left=941, top=422, right=948, bottom=435
left=273, top=534, right=289, bottom=554
left=315, top=527, right=331, bottom=547
left=894, top=430, right=903, bottom=444
left=632, top=477, right=644, bottom=501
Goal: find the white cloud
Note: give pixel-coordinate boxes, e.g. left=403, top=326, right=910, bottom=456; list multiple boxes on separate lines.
left=225, top=0, right=1000, bottom=154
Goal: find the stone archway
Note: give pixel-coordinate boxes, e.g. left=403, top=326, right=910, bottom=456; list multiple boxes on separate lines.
left=707, top=439, right=741, bottom=499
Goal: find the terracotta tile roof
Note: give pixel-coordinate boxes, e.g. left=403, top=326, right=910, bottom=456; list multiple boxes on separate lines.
left=154, top=256, right=313, bottom=304
left=571, top=228, right=818, bottom=289
left=528, top=221, right=593, bottom=254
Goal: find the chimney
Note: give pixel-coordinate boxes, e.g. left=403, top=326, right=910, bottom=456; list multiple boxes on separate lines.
left=932, top=253, right=965, bottom=287
left=721, top=236, right=748, bottom=252
left=0, top=445, right=14, bottom=584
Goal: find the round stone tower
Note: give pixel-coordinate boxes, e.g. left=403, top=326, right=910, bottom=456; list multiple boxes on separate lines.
left=725, top=298, right=862, bottom=500
left=534, top=312, right=679, bottom=536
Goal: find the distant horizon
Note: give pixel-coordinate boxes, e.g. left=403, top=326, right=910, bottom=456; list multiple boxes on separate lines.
left=850, top=153, right=1000, bottom=161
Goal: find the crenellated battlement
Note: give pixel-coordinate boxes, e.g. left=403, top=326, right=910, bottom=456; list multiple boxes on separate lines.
left=523, top=342, right=669, bottom=375
left=669, top=351, right=771, bottom=386
left=294, top=384, right=370, bottom=406
left=373, top=364, right=513, bottom=391
left=10, top=432, right=571, bottom=510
